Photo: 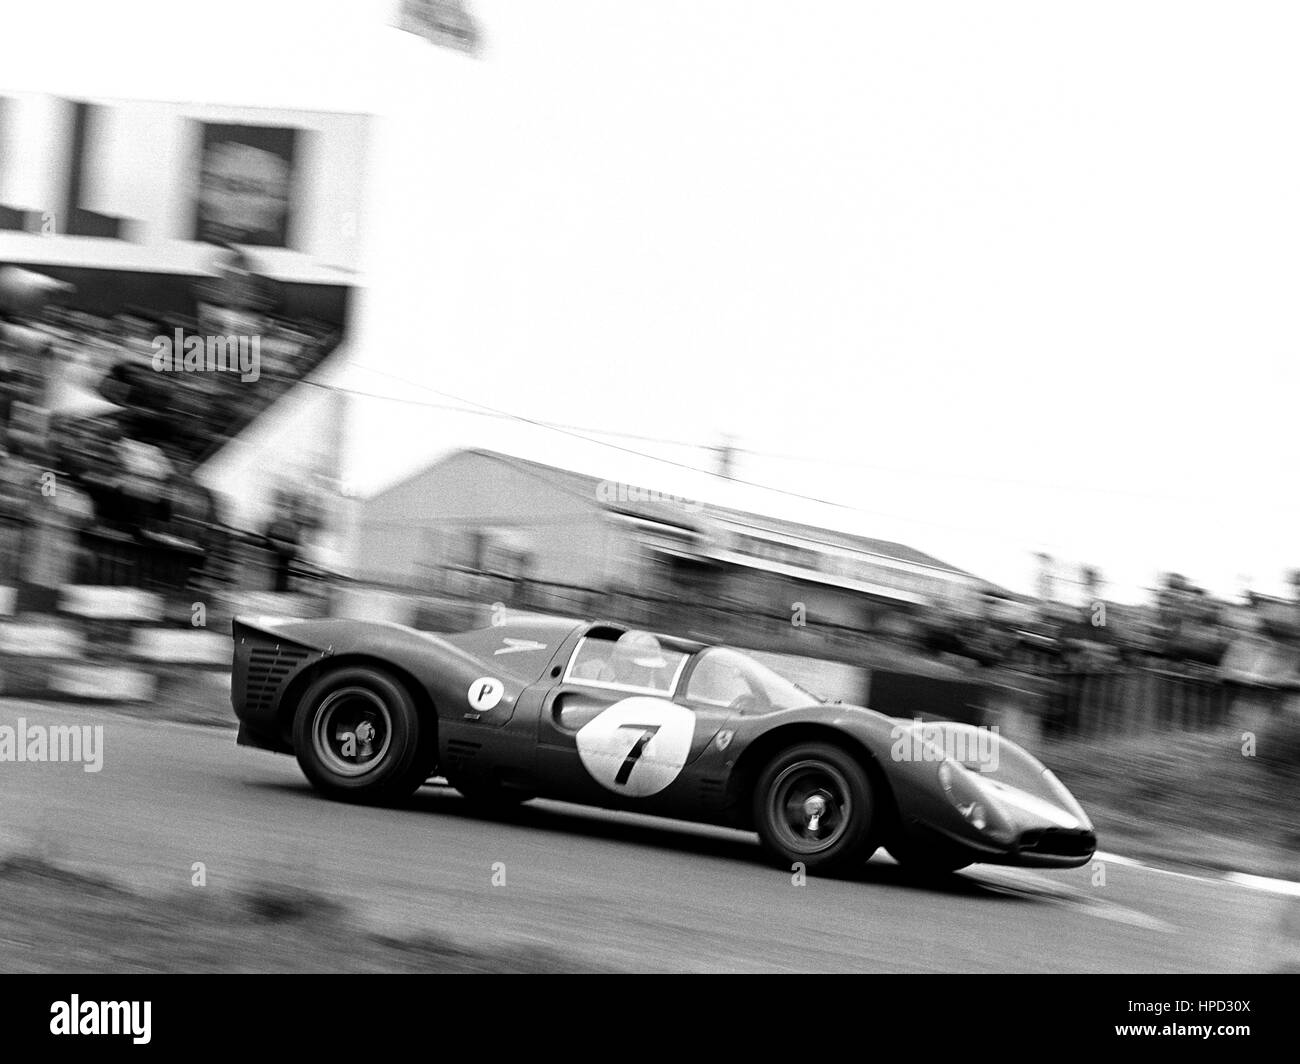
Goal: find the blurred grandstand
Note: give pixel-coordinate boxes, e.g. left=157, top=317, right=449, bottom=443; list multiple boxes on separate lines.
left=0, top=260, right=344, bottom=604
left=0, top=93, right=365, bottom=615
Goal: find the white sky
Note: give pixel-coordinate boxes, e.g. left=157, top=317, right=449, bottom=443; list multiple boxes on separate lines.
left=3, top=0, right=1298, bottom=603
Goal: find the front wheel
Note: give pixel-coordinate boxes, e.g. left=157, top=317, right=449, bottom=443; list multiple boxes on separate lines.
left=293, top=666, right=433, bottom=803
left=752, top=742, right=877, bottom=875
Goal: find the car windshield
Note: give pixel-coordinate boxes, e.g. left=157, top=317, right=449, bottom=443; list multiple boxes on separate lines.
left=685, top=648, right=818, bottom=711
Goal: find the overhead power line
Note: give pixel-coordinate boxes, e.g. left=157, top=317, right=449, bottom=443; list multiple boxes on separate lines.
left=312, top=362, right=1202, bottom=507
left=291, top=364, right=1070, bottom=548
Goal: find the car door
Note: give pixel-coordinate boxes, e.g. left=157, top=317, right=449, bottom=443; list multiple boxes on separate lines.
left=535, top=634, right=733, bottom=807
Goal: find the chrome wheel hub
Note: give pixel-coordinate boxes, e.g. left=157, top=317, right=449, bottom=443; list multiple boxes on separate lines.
left=767, top=759, right=854, bottom=855
left=311, top=687, right=394, bottom=778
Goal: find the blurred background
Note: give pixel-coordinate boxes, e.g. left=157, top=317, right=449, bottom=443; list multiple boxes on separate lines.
left=1, top=0, right=1298, bottom=754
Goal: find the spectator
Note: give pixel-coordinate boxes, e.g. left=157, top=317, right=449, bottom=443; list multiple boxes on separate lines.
left=264, top=496, right=300, bottom=593
left=118, top=436, right=174, bottom=535
left=0, top=443, right=33, bottom=585
left=23, top=468, right=92, bottom=589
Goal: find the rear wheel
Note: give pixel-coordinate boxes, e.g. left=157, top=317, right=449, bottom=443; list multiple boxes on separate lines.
left=293, top=666, right=434, bottom=803
left=752, top=742, right=877, bottom=874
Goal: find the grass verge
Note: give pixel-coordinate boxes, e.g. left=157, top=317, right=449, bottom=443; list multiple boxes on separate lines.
left=0, top=853, right=609, bottom=973
left=1039, top=725, right=1300, bottom=881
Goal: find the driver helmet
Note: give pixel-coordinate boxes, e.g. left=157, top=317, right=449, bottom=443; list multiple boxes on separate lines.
left=611, top=630, right=668, bottom=684
left=617, top=630, right=667, bottom=668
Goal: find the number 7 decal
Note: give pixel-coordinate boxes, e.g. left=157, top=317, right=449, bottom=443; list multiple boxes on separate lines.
left=576, top=697, right=696, bottom=797
left=614, top=724, right=661, bottom=785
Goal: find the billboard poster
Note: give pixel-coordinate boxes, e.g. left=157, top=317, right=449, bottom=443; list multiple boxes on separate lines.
left=192, top=123, right=298, bottom=248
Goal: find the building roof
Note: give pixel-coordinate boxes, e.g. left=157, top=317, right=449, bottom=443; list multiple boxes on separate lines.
left=395, top=448, right=986, bottom=583
left=361, top=446, right=603, bottom=512
left=465, top=448, right=610, bottom=503
left=701, top=503, right=980, bottom=578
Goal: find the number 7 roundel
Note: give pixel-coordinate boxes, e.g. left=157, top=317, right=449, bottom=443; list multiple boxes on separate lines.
left=575, top=697, right=696, bottom=797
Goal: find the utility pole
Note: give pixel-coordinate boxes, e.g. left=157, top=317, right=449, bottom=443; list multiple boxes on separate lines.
left=713, top=434, right=737, bottom=480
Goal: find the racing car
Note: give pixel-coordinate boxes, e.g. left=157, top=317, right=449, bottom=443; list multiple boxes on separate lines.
left=230, top=613, right=1096, bottom=875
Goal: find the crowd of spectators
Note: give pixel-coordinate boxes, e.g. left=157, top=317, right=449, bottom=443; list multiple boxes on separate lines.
left=906, top=576, right=1300, bottom=693
left=0, top=286, right=337, bottom=594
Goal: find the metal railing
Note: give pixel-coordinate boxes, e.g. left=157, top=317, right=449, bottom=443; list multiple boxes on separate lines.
left=1042, top=661, right=1231, bottom=737
left=3, top=540, right=1277, bottom=737
left=414, top=571, right=1267, bottom=736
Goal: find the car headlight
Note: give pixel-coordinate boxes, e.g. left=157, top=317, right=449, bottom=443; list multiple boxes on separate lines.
left=938, top=760, right=1007, bottom=838
left=938, top=758, right=980, bottom=816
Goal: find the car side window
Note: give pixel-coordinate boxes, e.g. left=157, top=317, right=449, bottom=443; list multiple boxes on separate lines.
left=564, top=634, right=686, bottom=696
left=568, top=636, right=619, bottom=684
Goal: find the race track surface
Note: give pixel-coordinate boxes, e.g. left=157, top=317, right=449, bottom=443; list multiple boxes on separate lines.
left=0, top=701, right=1291, bottom=972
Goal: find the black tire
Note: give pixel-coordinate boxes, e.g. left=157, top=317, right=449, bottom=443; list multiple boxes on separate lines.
left=885, top=834, right=973, bottom=875
left=292, top=666, right=434, bottom=804
left=752, top=742, right=877, bottom=874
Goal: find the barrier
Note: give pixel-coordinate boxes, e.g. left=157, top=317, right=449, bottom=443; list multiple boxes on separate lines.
left=1046, top=662, right=1232, bottom=737
left=0, top=585, right=310, bottom=704
left=0, top=573, right=1276, bottom=740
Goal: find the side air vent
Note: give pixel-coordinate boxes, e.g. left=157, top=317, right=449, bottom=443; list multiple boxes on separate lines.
left=445, top=738, right=482, bottom=771
left=245, top=647, right=311, bottom=714
left=698, top=776, right=727, bottom=801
